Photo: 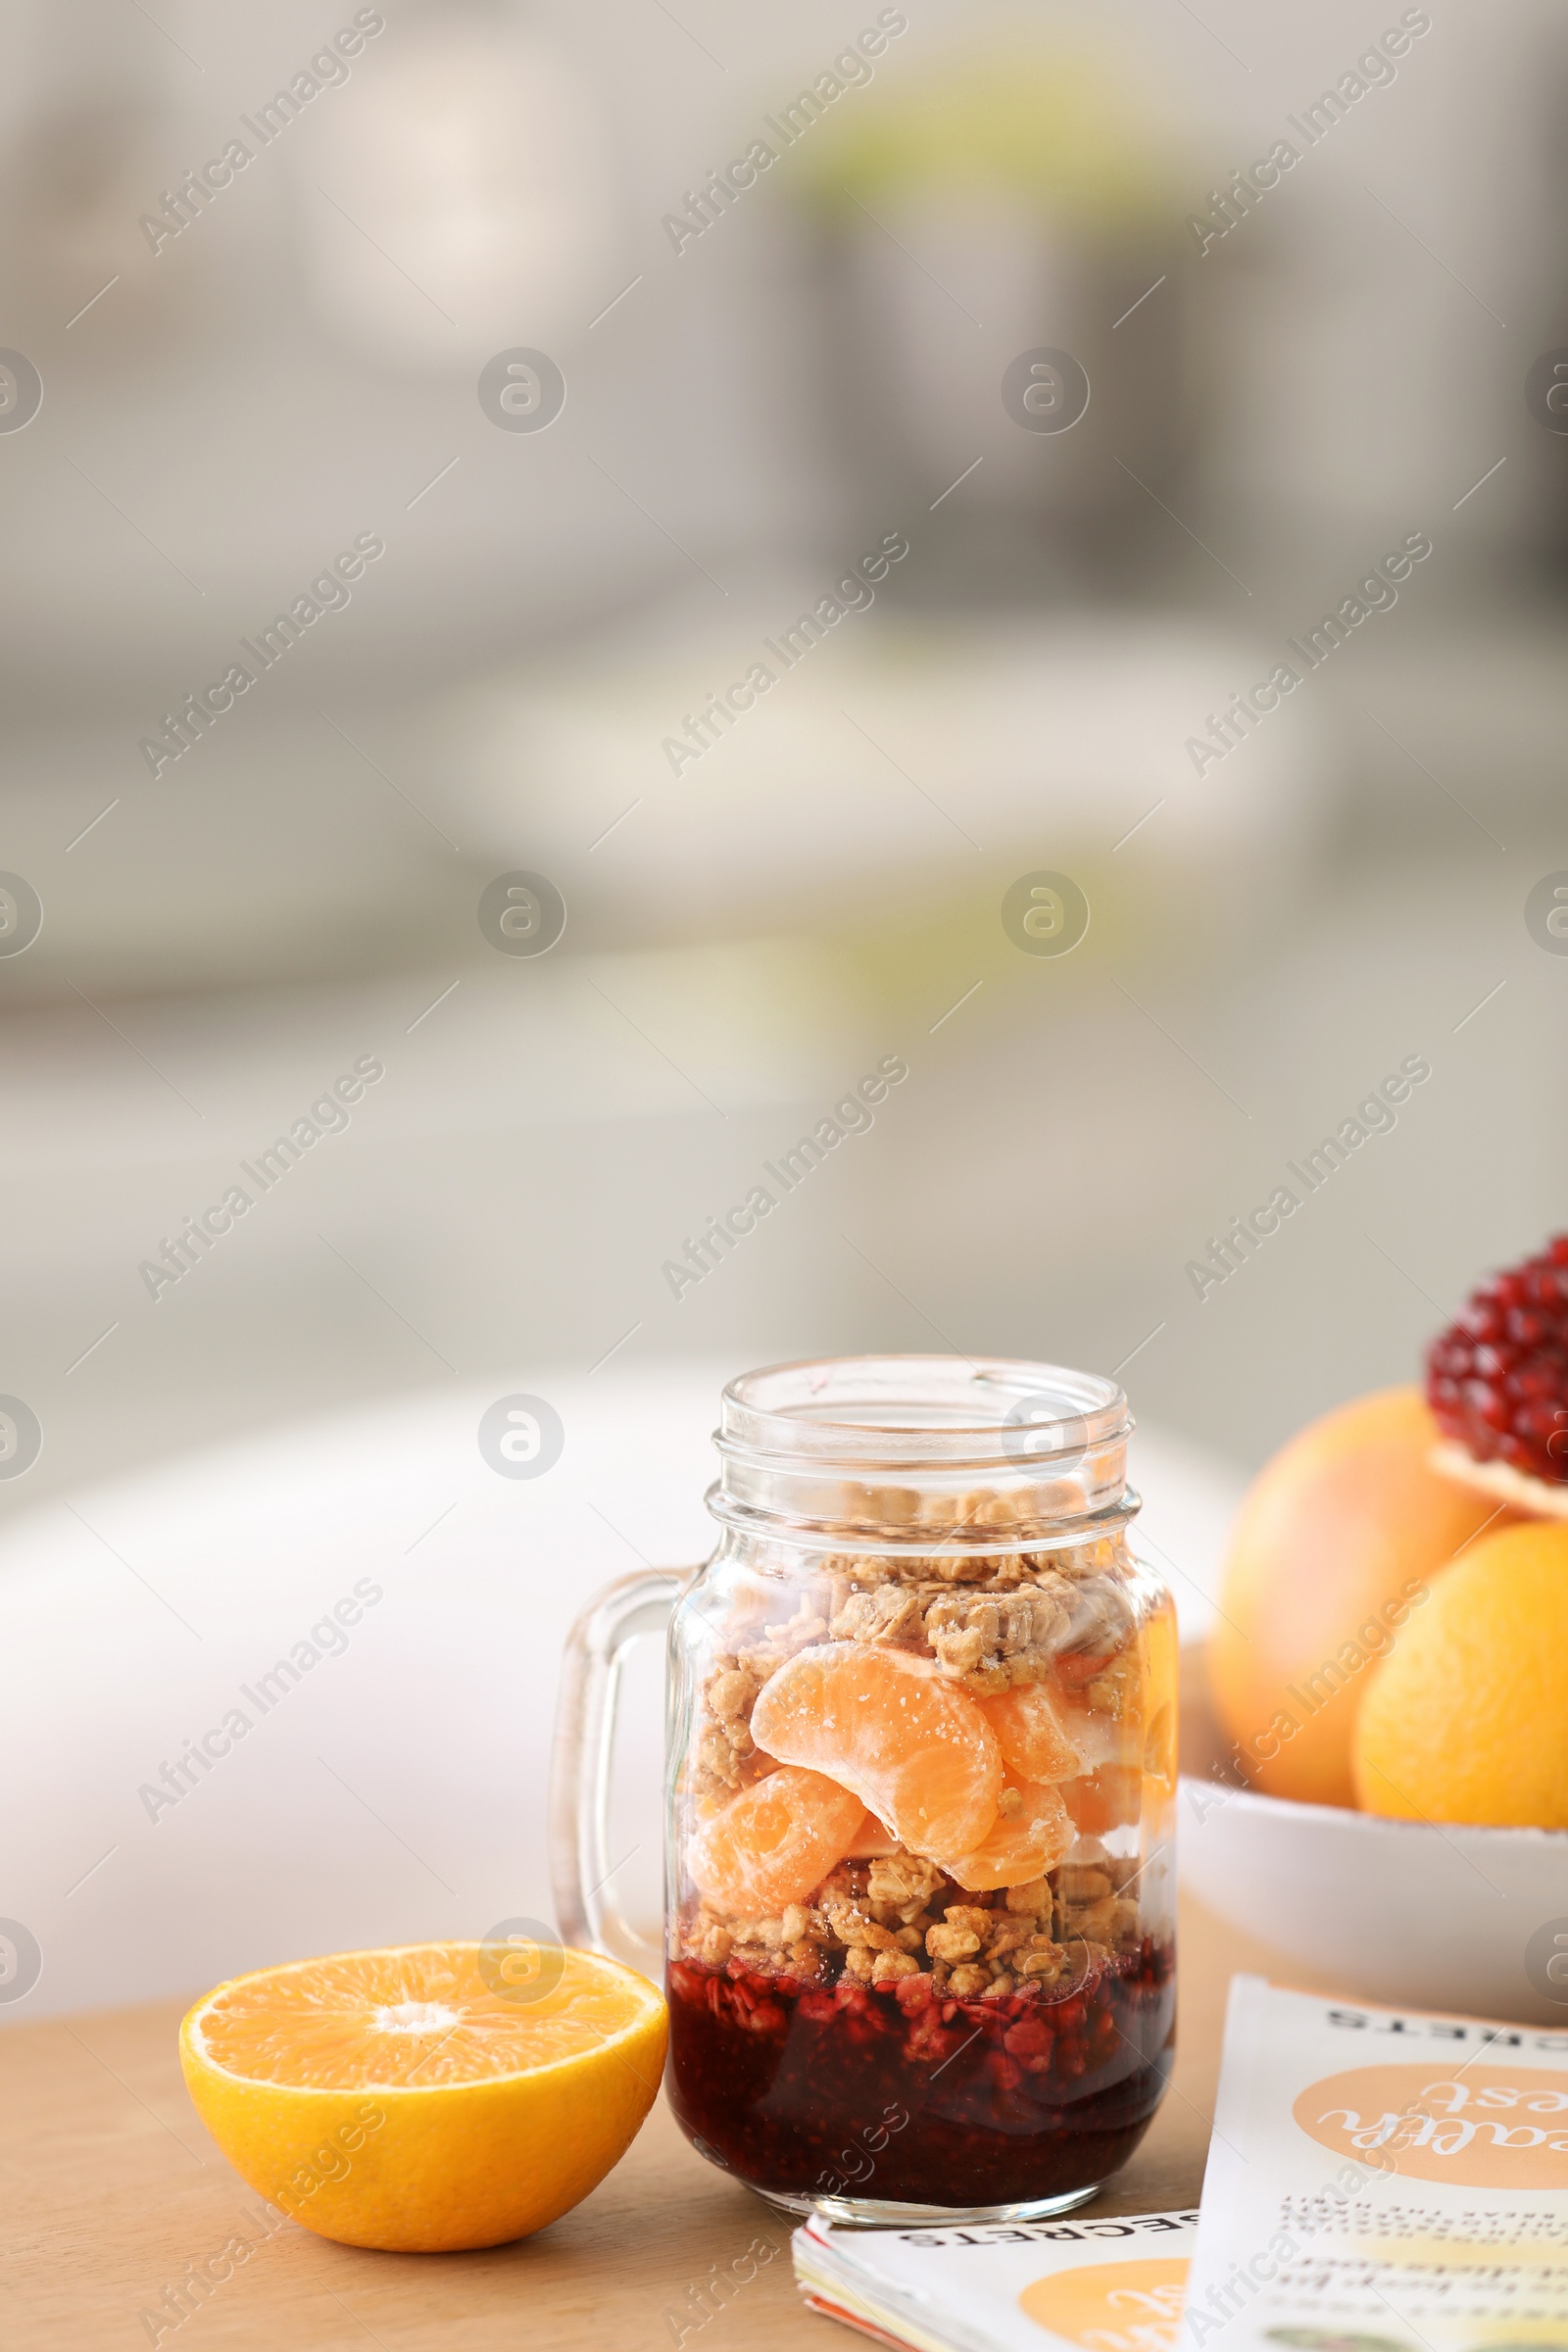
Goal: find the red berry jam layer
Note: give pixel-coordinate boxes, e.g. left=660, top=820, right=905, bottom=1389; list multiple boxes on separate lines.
left=666, top=1936, right=1173, bottom=2209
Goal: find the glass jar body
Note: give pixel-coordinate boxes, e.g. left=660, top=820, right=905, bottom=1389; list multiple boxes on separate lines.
left=662, top=1519, right=1177, bottom=2221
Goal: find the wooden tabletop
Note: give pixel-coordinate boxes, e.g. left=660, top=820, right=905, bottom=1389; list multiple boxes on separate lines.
left=4, top=1892, right=1325, bottom=2349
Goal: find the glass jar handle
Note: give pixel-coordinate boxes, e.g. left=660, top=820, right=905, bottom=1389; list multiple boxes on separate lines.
left=549, top=1567, right=690, bottom=1974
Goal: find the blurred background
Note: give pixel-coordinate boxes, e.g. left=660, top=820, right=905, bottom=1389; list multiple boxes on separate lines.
left=1, top=0, right=1565, bottom=2014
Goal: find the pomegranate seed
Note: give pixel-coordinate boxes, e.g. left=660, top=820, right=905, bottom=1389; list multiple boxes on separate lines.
left=1429, top=1236, right=1568, bottom=1486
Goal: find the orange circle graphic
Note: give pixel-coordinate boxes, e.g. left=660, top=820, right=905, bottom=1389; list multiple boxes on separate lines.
left=1021, top=2256, right=1190, bottom=2349
left=1293, top=2064, right=1568, bottom=2190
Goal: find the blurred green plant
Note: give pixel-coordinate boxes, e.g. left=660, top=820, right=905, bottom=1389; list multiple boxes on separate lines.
left=789, top=47, right=1187, bottom=233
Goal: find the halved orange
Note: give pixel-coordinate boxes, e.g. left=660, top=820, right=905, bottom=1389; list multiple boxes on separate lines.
left=179, top=1940, right=666, bottom=2251
left=751, top=1641, right=1002, bottom=1857
left=939, top=1780, right=1073, bottom=1890
left=690, top=1764, right=864, bottom=1912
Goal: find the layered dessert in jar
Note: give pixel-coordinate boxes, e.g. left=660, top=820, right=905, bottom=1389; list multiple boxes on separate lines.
left=664, top=1432, right=1176, bottom=2220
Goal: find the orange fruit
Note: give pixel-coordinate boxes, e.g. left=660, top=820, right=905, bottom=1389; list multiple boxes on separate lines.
left=977, top=1684, right=1082, bottom=1782
left=179, top=1941, right=666, bottom=2251
left=690, top=1765, right=864, bottom=1912
left=751, top=1641, right=1002, bottom=1857
left=1352, top=1520, right=1568, bottom=1828
left=940, top=1781, right=1073, bottom=1890
left=1209, top=1387, right=1519, bottom=1806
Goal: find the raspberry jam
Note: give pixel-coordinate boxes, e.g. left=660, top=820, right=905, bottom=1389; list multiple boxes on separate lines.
left=666, top=1936, right=1174, bottom=2212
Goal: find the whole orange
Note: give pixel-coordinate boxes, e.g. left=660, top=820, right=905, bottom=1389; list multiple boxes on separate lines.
left=1353, top=1521, right=1568, bottom=1827
left=1209, top=1388, right=1515, bottom=1806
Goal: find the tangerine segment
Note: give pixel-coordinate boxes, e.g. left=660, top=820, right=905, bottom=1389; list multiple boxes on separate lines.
left=1054, top=1692, right=1139, bottom=1774
left=1143, top=1701, right=1176, bottom=1792
left=940, top=1781, right=1074, bottom=1891
left=751, top=1642, right=1002, bottom=1857
left=844, top=1804, right=901, bottom=1859
left=977, top=1685, right=1083, bottom=1783
left=690, top=1767, right=865, bottom=1913
left=1060, top=1763, right=1141, bottom=1835
left=180, top=1942, right=666, bottom=2252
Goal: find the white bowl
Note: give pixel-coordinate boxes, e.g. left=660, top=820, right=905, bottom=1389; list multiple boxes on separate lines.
left=1178, top=1645, right=1568, bottom=2024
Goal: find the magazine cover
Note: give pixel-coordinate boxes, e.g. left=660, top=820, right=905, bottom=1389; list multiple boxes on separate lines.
left=1188, top=1976, right=1568, bottom=2352
left=796, top=2206, right=1200, bottom=2352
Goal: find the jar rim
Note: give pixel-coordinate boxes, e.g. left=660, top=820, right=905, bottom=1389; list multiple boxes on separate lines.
left=715, top=1352, right=1133, bottom=1473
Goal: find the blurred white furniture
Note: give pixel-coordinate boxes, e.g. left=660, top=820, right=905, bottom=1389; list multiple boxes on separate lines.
left=0, top=1361, right=1241, bottom=2019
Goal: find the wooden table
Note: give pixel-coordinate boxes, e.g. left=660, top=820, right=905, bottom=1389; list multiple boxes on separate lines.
left=4, top=1893, right=1329, bottom=2348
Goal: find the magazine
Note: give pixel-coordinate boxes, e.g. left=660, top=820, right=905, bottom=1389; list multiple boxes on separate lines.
left=794, top=2206, right=1200, bottom=2352
left=1188, top=1974, right=1568, bottom=2352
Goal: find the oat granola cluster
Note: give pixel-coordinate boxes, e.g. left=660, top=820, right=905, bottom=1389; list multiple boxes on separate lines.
left=684, top=1838, right=1144, bottom=2007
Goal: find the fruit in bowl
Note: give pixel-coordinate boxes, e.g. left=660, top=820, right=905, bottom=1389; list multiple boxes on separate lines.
left=1187, top=1233, right=1568, bottom=2020
left=1353, top=1520, right=1568, bottom=1829
left=1207, top=1386, right=1513, bottom=1806
left=1180, top=1638, right=1568, bottom=2022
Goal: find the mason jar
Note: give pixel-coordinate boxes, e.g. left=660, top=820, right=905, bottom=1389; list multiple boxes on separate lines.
left=552, top=1354, right=1176, bottom=2224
